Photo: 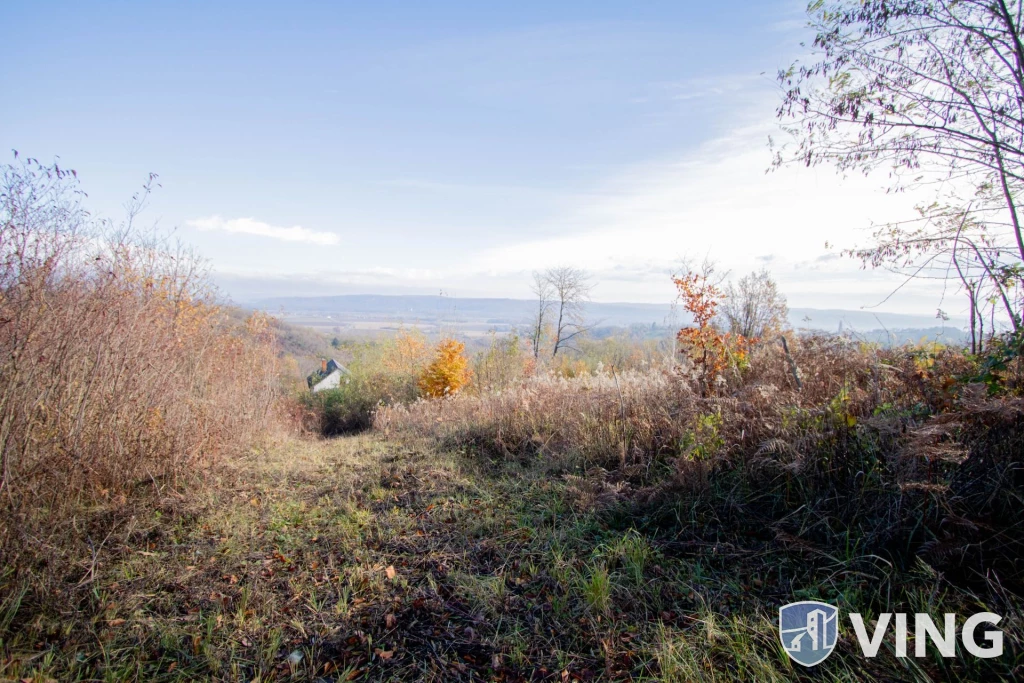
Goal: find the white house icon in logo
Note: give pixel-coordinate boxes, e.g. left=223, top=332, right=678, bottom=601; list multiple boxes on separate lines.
left=779, top=601, right=839, bottom=666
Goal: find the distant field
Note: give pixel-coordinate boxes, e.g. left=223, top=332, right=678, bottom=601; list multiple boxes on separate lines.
left=255, top=294, right=969, bottom=347
left=280, top=315, right=513, bottom=339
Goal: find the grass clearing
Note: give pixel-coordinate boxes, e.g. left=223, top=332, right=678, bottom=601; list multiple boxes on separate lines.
left=2, top=413, right=1022, bottom=681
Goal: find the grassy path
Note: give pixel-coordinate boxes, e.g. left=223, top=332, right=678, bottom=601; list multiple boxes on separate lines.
left=2, top=434, right=1017, bottom=681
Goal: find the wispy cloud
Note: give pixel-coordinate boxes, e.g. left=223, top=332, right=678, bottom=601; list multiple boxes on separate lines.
left=208, top=120, right=948, bottom=312
left=186, top=216, right=340, bottom=246
left=663, top=74, right=762, bottom=102
left=464, top=118, right=951, bottom=311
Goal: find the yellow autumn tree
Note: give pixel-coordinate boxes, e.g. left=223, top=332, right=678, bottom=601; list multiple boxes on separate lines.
left=418, top=338, right=472, bottom=398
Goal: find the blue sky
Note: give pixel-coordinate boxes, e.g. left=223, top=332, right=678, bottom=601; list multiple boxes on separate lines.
left=2, top=1, right=951, bottom=314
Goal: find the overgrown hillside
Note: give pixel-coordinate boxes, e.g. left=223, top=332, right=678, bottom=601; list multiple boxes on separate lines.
left=0, top=159, right=283, bottom=607
left=2, top=165, right=1024, bottom=681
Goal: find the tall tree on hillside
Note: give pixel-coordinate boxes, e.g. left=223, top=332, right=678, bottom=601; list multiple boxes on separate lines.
left=774, top=0, right=1024, bottom=336
left=721, top=270, right=789, bottom=339
left=537, top=266, right=593, bottom=357
left=529, top=270, right=554, bottom=359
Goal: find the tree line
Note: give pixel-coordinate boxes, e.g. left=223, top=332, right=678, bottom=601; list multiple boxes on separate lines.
left=527, top=264, right=789, bottom=361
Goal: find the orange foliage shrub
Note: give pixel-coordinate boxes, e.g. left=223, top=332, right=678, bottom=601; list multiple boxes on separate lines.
left=674, top=269, right=752, bottom=394
left=418, top=338, right=472, bottom=398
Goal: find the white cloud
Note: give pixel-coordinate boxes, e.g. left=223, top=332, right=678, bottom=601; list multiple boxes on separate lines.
left=198, top=91, right=961, bottom=315
left=186, top=216, right=340, bottom=246
left=205, top=125, right=954, bottom=313
left=466, top=121, right=951, bottom=312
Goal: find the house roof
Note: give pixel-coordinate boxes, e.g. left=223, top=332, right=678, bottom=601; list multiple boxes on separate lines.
left=306, top=358, right=350, bottom=388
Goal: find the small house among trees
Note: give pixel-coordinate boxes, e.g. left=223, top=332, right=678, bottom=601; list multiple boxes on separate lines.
left=307, top=358, right=350, bottom=393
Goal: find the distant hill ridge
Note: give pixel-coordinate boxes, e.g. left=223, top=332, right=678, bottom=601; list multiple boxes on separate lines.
left=250, top=294, right=964, bottom=333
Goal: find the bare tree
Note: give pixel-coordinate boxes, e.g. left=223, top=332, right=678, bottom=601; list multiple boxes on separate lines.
left=529, top=271, right=553, bottom=359
left=541, top=266, right=592, bottom=357
left=720, top=270, right=788, bottom=339
left=774, top=0, right=1024, bottom=333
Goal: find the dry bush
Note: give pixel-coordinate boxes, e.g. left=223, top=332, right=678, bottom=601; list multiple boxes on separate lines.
left=720, top=269, right=788, bottom=339
left=377, top=367, right=690, bottom=469
left=471, top=332, right=534, bottom=393
left=376, top=332, right=1024, bottom=589
left=377, top=333, right=986, bottom=473
left=377, top=335, right=890, bottom=471
left=0, top=157, right=280, bottom=589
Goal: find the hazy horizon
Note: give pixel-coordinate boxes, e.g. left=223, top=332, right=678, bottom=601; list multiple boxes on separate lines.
left=4, top=1, right=957, bottom=317
left=244, top=291, right=966, bottom=335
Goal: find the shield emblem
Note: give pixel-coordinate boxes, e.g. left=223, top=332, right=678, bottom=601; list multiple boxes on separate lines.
left=779, top=601, right=839, bottom=667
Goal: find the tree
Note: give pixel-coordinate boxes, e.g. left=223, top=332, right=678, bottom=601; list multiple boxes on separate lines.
left=542, top=266, right=593, bottom=357
left=674, top=259, right=726, bottom=388
left=720, top=270, right=789, bottom=339
left=418, top=338, right=472, bottom=398
left=674, top=259, right=753, bottom=395
left=529, top=270, right=553, bottom=359
left=774, top=0, right=1024, bottom=335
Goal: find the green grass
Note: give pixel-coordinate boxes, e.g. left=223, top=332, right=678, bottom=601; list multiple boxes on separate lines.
left=1, top=432, right=1021, bottom=681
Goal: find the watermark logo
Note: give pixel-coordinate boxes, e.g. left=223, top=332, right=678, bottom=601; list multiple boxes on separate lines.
left=779, top=601, right=839, bottom=667
left=779, top=601, right=1004, bottom=666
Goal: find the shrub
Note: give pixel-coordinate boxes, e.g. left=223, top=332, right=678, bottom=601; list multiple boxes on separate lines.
left=301, top=334, right=474, bottom=435
left=418, top=338, right=472, bottom=398
left=375, top=334, right=1024, bottom=594
left=472, top=332, right=533, bottom=392
left=674, top=265, right=752, bottom=395
left=0, top=157, right=281, bottom=591
left=303, top=378, right=379, bottom=435
left=301, top=330, right=433, bottom=435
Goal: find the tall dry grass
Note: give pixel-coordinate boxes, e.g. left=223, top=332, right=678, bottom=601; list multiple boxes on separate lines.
left=375, top=335, right=953, bottom=467
left=0, top=157, right=280, bottom=589
left=376, top=334, right=1024, bottom=591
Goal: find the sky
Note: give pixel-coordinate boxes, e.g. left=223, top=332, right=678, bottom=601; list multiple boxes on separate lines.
left=1, top=1, right=957, bottom=316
